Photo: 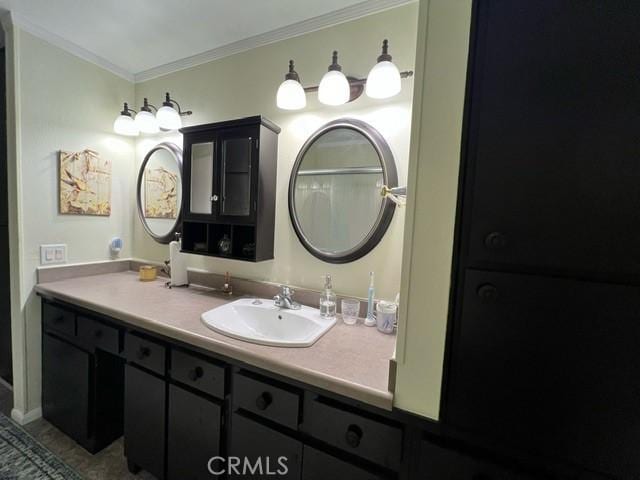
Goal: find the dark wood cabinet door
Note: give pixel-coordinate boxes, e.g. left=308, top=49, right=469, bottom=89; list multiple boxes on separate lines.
left=42, top=333, right=90, bottom=446
left=216, top=126, right=258, bottom=223
left=462, top=1, right=640, bottom=280
left=229, top=413, right=302, bottom=479
left=446, top=270, right=640, bottom=478
left=301, top=446, right=383, bottom=480
left=183, top=132, right=217, bottom=222
left=124, top=365, right=166, bottom=479
left=418, top=439, right=540, bottom=480
left=167, top=385, right=222, bottom=480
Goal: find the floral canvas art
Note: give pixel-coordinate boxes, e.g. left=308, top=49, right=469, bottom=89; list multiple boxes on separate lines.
left=59, top=149, right=111, bottom=216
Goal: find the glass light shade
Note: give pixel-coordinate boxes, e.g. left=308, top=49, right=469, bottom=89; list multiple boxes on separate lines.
left=365, top=60, right=402, bottom=99
left=135, top=110, right=159, bottom=134
left=318, top=70, right=350, bottom=106
left=276, top=79, right=306, bottom=110
left=156, top=105, right=182, bottom=130
left=113, top=115, right=139, bottom=136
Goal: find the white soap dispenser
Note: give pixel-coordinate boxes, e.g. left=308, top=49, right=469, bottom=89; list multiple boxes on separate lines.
left=169, top=233, right=188, bottom=287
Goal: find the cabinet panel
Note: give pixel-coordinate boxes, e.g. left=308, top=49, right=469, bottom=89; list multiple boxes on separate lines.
left=419, top=439, right=539, bottom=480
left=446, top=270, right=640, bottom=477
left=220, top=135, right=253, bottom=217
left=229, top=413, right=301, bottom=479
left=42, top=333, right=90, bottom=446
left=302, top=446, right=383, bottom=480
left=167, top=385, right=222, bottom=480
left=462, top=1, right=640, bottom=279
left=189, top=142, right=215, bottom=215
left=124, top=365, right=166, bottom=479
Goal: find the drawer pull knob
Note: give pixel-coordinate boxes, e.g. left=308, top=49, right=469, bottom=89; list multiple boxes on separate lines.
left=484, top=232, right=507, bottom=250
left=53, top=316, right=64, bottom=324
left=136, top=347, right=151, bottom=360
left=477, top=284, right=498, bottom=302
left=188, top=366, right=204, bottom=381
left=345, top=424, right=363, bottom=448
left=94, top=330, right=103, bottom=339
left=255, top=392, right=273, bottom=411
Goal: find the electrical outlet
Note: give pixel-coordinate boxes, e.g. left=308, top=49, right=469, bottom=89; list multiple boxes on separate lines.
left=40, top=244, right=67, bottom=265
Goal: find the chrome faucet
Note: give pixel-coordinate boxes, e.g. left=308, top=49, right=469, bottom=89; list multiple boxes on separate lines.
left=274, top=285, right=301, bottom=310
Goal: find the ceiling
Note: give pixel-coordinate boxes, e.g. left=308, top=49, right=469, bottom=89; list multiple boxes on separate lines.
left=0, top=0, right=411, bottom=81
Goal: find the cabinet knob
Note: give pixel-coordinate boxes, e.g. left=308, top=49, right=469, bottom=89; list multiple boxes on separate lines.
left=484, top=232, right=507, bottom=250
left=477, top=284, right=498, bottom=302
left=345, top=424, right=363, bottom=448
left=188, top=366, right=204, bottom=381
left=136, top=346, right=151, bottom=360
left=255, top=392, right=273, bottom=411
left=211, top=195, right=219, bottom=202
left=53, top=316, right=64, bottom=324
left=94, top=330, right=103, bottom=339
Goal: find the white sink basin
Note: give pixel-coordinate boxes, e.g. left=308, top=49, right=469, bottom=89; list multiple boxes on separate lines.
left=201, top=298, right=336, bottom=347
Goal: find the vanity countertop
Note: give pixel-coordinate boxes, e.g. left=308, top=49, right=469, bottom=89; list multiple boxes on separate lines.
left=35, top=271, right=396, bottom=410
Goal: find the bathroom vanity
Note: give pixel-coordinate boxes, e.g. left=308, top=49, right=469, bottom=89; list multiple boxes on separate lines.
left=36, top=269, right=578, bottom=480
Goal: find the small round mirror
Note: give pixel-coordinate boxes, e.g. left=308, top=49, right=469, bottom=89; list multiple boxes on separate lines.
left=137, top=142, right=183, bottom=244
left=289, top=118, right=397, bottom=263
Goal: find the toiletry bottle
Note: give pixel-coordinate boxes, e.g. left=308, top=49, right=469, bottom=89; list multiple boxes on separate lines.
left=319, top=274, right=337, bottom=318
left=365, top=271, right=376, bottom=326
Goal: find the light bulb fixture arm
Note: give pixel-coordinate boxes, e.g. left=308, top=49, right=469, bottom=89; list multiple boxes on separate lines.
left=140, top=97, right=158, bottom=113
left=162, top=92, right=193, bottom=117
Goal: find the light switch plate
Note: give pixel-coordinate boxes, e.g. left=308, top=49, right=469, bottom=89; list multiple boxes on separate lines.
left=40, top=244, right=67, bottom=265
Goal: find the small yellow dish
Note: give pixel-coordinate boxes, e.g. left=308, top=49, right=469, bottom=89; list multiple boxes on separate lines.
left=139, top=265, right=157, bottom=282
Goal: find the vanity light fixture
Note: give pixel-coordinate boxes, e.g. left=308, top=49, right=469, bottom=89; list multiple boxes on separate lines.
left=135, top=98, right=160, bottom=134
left=113, top=93, right=193, bottom=136
left=318, top=51, right=351, bottom=106
left=276, top=41, right=413, bottom=110
left=366, top=39, right=402, bottom=99
left=113, top=103, right=139, bottom=136
left=276, top=60, right=306, bottom=110
left=156, top=92, right=193, bottom=130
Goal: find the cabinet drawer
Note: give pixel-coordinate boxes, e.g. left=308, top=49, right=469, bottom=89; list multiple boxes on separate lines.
left=125, top=332, right=165, bottom=375
left=233, top=371, right=300, bottom=430
left=302, top=446, right=385, bottom=480
left=229, top=413, right=302, bottom=479
left=306, top=398, right=402, bottom=470
left=43, top=302, right=75, bottom=337
left=170, top=349, right=225, bottom=399
left=77, top=316, right=120, bottom=354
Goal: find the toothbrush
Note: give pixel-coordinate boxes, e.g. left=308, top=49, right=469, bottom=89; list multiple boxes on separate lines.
left=365, top=272, right=376, bottom=326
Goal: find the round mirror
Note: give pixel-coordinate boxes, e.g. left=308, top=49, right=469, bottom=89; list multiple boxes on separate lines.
left=289, top=118, right=397, bottom=263
left=137, top=142, right=183, bottom=244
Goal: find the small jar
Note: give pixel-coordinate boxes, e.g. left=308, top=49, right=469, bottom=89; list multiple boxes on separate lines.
left=376, top=301, right=397, bottom=334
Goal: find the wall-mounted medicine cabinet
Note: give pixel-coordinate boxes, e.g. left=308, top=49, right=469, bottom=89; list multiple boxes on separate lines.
left=180, top=116, right=280, bottom=261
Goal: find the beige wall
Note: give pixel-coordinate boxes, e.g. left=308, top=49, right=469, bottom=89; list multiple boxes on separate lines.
left=394, top=0, right=472, bottom=419
left=133, top=3, right=419, bottom=302
left=6, top=25, right=136, bottom=418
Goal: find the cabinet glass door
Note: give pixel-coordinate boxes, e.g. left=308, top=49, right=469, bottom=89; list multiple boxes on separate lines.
left=220, top=136, right=252, bottom=217
left=189, top=142, right=215, bottom=215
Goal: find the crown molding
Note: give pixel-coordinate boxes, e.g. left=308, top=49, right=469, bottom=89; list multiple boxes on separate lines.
left=7, top=11, right=135, bottom=82
left=1, top=0, right=415, bottom=85
left=134, top=0, right=416, bottom=83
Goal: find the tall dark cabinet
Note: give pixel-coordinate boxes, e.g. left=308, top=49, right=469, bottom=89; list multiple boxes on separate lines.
left=180, top=116, right=280, bottom=261
left=445, top=1, right=640, bottom=479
